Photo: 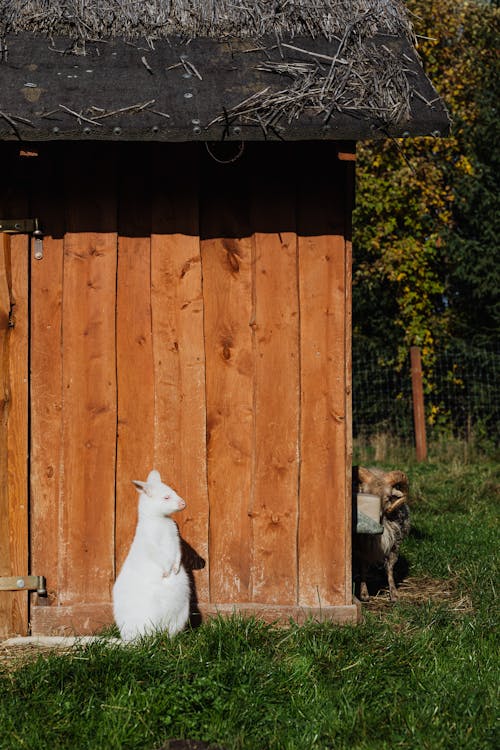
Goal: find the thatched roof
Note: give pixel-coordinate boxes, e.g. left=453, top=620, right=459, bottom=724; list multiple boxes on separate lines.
left=0, top=1, right=450, bottom=142
left=1, top=0, right=413, bottom=40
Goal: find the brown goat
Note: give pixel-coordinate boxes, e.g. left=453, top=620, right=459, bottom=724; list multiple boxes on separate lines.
left=353, top=466, right=410, bottom=602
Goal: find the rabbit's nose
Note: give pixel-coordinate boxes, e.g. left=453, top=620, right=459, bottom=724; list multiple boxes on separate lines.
left=178, top=498, right=186, bottom=510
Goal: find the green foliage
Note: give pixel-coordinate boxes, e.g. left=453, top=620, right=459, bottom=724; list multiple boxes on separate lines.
left=1, top=460, right=498, bottom=750
left=353, top=0, right=499, bottom=364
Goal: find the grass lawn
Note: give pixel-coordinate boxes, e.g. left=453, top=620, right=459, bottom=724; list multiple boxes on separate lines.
left=1, top=456, right=498, bottom=750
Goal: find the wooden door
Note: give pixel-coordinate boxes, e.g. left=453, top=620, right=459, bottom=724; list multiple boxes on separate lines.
left=0, top=231, right=29, bottom=637
left=1, top=142, right=355, bottom=636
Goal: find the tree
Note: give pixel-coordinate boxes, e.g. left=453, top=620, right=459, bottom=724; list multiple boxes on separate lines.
left=353, top=0, right=499, bottom=367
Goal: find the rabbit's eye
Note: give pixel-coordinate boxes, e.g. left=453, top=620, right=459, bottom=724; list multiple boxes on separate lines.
left=163, top=495, right=171, bottom=501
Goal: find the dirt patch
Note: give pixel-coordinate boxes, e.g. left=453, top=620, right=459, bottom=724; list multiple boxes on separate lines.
left=0, top=641, right=76, bottom=674
left=361, top=574, right=474, bottom=615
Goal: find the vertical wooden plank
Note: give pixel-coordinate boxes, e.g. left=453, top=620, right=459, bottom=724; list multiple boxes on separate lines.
left=297, top=143, right=348, bottom=608
left=59, top=144, right=117, bottom=606
left=249, top=145, right=300, bottom=605
left=0, top=232, right=30, bottom=636
left=0, top=147, right=30, bottom=636
left=7, top=234, right=29, bottom=634
left=201, top=149, right=254, bottom=604
left=0, top=233, right=12, bottom=635
left=30, top=146, right=65, bottom=616
left=151, top=144, right=209, bottom=603
left=115, top=144, right=155, bottom=572
left=0, top=230, right=29, bottom=636
left=344, top=154, right=355, bottom=600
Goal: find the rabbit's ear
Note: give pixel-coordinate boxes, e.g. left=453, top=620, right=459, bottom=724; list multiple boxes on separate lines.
left=147, top=469, right=162, bottom=484
left=132, top=480, right=151, bottom=496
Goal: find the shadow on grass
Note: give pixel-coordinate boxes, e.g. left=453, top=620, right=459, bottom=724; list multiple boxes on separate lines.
left=353, top=554, right=410, bottom=600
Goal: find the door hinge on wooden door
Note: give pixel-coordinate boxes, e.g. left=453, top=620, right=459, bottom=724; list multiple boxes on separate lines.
left=0, top=575, right=47, bottom=596
left=0, top=217, right=44, bottom=259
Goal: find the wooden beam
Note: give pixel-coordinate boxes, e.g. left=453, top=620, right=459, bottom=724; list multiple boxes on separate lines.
left=410, top=346, right=428, bottom=461
left=0, top=34, right=451, bottom=142
left=336, top=142, right=356, bottom=161
left=31, top=599, right=361, bottom=635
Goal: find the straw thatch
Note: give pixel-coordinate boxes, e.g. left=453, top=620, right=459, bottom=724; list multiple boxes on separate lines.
left=0, top=1, right=412, bottom=42
left=0, top=1, right=449, bottom=141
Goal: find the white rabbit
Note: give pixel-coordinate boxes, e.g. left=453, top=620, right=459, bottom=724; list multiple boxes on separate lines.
left=113, top=469, right=190, bottom=642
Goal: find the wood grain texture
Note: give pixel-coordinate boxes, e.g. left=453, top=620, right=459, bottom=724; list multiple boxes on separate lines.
left=344, top=159, right=355, bottom=598
left=0, top=234, right=16, bottom=637
left=249, top=149, right=300, bottom=605
left=5, top=234, right=29, bottom=634
left=201, top=150, right=255, bottom=604
left=59, top=145, right=117, bottom=606
left=201, top=601, right=360, bottom=625
left=410, top=346, right=428, bottom=461
left=151, top=144, right=209, bottom=602
left=30, top=149, right=65, bottom=611
left=30, top=602, right=114, bottom=636
left=115, top=145, right=155, bottom=573
left=0, top=153, right=31, bottom=636
left=0, top=234, right=12, bottom=635
left=2, top=140, right=354, bottom=634
left=30, top=599, right=360, bottom=635
left=296, top=145, right=348, bottom=607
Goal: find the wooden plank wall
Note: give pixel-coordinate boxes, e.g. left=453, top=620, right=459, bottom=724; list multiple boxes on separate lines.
left=0, top=142, right=353, bottom=635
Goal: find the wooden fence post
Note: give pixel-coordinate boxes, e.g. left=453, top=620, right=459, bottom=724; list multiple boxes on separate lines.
left=410, top=346, right=427, bottom=461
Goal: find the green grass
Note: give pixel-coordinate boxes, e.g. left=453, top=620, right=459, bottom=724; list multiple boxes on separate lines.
left=1, top=457, right=499, bottom=750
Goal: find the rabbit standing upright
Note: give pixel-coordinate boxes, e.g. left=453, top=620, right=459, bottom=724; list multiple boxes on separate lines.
left=113, top=470, right=190, bottom=642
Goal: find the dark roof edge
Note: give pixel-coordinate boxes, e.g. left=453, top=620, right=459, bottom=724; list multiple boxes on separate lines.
left=0, top=33, right=450, bottom=143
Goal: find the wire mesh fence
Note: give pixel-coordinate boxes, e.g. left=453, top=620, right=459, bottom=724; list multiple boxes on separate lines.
left=352, top=339, right=500, bottom=447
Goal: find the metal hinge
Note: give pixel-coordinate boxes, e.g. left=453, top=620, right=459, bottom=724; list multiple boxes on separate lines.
left=0, top=217, right=44, bottom=260
left=0, top=575, right=47, bottom=596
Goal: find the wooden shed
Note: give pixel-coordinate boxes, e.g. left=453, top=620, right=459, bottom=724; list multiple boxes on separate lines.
left=0, top=1, right=449, bottom=637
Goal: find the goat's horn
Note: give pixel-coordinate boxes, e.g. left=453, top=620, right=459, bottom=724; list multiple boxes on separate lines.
left=387, top=470, right=408, bottom=484
left=357, top=466, right=375, bottom=483
left=385, top=496, right=406, bottom=514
